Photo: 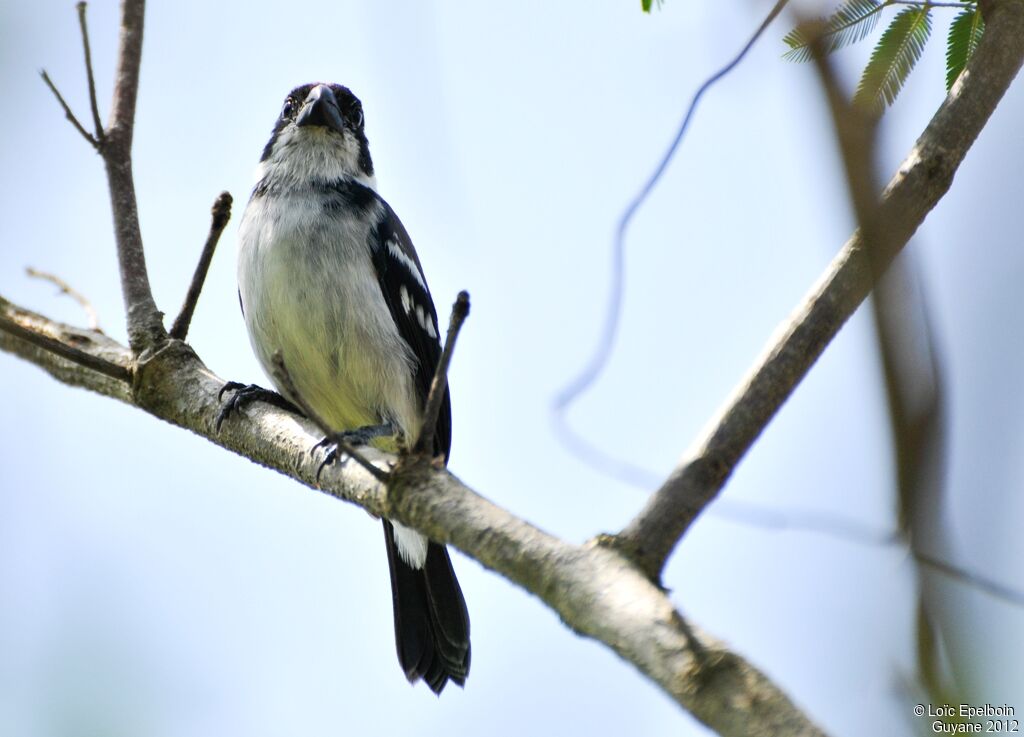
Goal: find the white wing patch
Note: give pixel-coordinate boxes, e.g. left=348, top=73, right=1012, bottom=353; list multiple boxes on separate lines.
left=387, top=240, right=427, bottom=291
left=398, top=285, right=438, bottom=339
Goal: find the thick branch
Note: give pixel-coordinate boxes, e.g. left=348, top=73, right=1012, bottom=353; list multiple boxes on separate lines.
left=0, top=301, right=825, bottom=737
left=0, top=298, right=132, bottom=393
left=614, top=0, right=1024, bottom=581
left=103, top=0, right=163, bottom=351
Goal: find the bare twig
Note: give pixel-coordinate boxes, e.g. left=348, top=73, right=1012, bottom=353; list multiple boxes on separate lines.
left=26, top=267, right=102, bottom=332
left=170, top=192, right=233, bottom=340
left=916, top=551, right=1024, bottom=606
left=269, top=352, right=390, bottom=483
left=551, top=0, right=790, bottom=478
left=44, top=2, right=161, bottom=349
left=413, top=290, right=470, bottom=456
left=102, top=0, right=165, bottom=351
left=76, top=1, right=105, bottom=142
left=106, top=0, right=144, bottom=148
left=39, top=70, right=100, bottom=149
left=39, top=3, right=106, bottom=149
left=614, top=1, right=1024, bottom=581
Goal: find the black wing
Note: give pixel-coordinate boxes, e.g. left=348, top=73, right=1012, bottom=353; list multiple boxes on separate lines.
left=368, top=197, right=452, bottom=461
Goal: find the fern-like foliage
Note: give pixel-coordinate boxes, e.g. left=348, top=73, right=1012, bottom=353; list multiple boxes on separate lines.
left=945, top=7, right=985, bottom=90
left=783, top=0, right=887, bottom=62
left=853, top=7, right=932, bottom=115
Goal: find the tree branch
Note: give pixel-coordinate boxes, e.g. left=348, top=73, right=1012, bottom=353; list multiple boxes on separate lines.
left=76, top=1, right=105, bottom=143
left=0, top=297, right=131, bottom=389
left=0, top=300, right=826, bottom=737
left=412, top=290, right=469, bottom=456
left=613, top=0, right=1024, bottom=581
left=170, top=192, right=232, bottom=341
left=102, top=0, right=164, bottom=351
left=39, top=70, right=99, bottom=149
left=13, top=1, right=1024, bottom=733
left=42, top=1, right=161, bottom=350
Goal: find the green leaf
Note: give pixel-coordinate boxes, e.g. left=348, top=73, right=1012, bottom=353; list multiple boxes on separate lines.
left=783, top=0, right=887, bottom=63
left=641, top=0, right=663, bottom=12
left=945, top=8, right=985, bottom=90
left=854, top=6, right=932, bottom=115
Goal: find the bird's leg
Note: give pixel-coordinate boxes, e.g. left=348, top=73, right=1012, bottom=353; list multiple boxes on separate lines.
left=314, top=422, right=396, bottom=481
left=216, top=381, right=301, bottom=431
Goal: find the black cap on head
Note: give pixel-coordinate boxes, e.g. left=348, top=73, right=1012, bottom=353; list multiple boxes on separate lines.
left=260, top=82, right=374, bottom=177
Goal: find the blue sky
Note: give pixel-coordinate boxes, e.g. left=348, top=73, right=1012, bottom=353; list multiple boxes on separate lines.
left=1, top=1, right=1022, bottom=735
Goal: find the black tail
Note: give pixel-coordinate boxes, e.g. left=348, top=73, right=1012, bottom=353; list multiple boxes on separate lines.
left=383, top=520, right=470, bottom=694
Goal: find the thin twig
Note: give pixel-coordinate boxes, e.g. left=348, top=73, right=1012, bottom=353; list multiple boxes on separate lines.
left=0, top=310, right=129, bottom=382
left=170, top=192, right=233, bottom=340
left=39, top=70, right=100, bottom=149
left=413, top=291, right=470, bottom=456
left=550, top=0, right=790, bottom=473
left=26, top=267, right=102, bottom=332
left=269, top=352, right=390, bottom=483
left=76, top=1, right=105, bottom=143
left=43, top=2, right=162, bottom=350
left=916, top=551, right=1024, bottom=606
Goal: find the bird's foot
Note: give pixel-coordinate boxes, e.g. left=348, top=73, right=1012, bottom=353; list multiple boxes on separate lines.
left=313, top=422, right=395, bottom=481
left=216, top=382, right=299, bottom=431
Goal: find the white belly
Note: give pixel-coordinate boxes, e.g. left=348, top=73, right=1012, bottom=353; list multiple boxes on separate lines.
left=236, top=191, right=421, bottom=440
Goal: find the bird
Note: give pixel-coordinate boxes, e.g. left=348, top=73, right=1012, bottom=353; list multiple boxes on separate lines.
left=233, top=82, right=470, bottom=694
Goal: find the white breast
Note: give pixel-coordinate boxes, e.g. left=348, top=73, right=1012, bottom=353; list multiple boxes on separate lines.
left=236, top=187, right=421, bottom=440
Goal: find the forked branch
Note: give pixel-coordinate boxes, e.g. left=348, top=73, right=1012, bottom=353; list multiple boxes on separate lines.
left=41, top=1, right=164, bottom=351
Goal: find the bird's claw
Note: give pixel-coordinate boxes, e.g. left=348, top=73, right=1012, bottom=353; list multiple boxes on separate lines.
left=216, top=382, right=298, bottom=431
left=313, top=423, right=395, bottom=482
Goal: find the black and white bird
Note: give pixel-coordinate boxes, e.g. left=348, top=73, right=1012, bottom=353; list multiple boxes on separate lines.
left=234, top=82, right=470, bottom=693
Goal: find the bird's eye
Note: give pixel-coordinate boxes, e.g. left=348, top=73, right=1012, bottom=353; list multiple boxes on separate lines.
left=281, top=98, right=296, bottom=119
left=351, top=107, right=364, bottom=129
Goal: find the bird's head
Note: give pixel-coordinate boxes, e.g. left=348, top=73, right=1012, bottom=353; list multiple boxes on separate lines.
left=257, top=83, right=375, bottom=187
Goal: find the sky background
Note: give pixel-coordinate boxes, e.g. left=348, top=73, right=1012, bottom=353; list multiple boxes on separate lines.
left=1, top=1, right=1022, bottom=736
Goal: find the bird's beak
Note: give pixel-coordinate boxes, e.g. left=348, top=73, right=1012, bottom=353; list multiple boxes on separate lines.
left=296, top=84, right=346, bottom=134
